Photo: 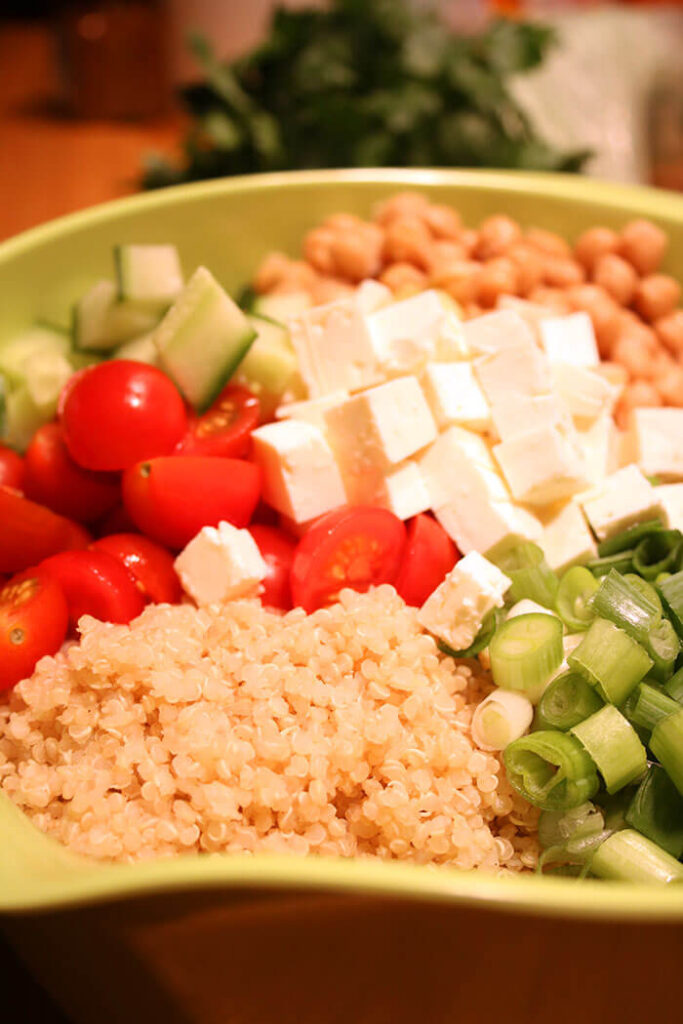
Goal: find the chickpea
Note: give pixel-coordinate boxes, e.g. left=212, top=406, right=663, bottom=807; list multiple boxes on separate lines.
left=574, top=227, right=619, bottom=271
left=423, top=203, right=462, bottom=240
left=382, top=216, right=433, bottom=270
left=427, top=241, right=469, bottom=282
left=542, top=257, right=586, bottom=289
left=615, top=381, right=662, bottom=429
left=459, top=228, right=479, bottom=256
left=525, top=228, right=571, bottom=259
left=330, top=228, right=383, bottom=282
left=372, top=192, right=429, bottom=225
left=619, top=219, right=667, bottom=276
left=633, top=274, right=681, bottom=322
left=612, top=325, right=659, bottom=380
left=655, top=309, right=683, bottom=356
left=303, top=227, right=337, bottom=275
left=270, top=259, right=319, bottom=296
left=655, top=363, right=683, bottom=407
left=379, top=261, right=428, bottom=296
left=323, top=213, right=365, bottom=233
left=507, top=243, right=545, bottom=296
left=438, top=260, right=482, bottom=306
left=310, top=276, right=355, bottom=305
left=476, top=257, right=520, bottom=308
left=475, top=215, right=522, bottom=259
left=253, top=251, right=296, bottom=294
left=527, top=286, right=572, bottom=314
left=592, top=253, right=638, bottom=306
left=566, top=284, right=621, bottom=357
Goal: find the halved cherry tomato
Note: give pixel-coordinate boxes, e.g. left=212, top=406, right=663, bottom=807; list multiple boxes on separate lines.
left=92, top=533, right=182, bottom=605
left=0, top=487, right=91, bottom=574
left=0, top=568, right=69, bottom=690
left=248, top=524, right=297, bottom=610
left=40, top=549, right=145, bottom=628
left=290, top=505, right=406, bottom=613
left=23, top=422, right=120, bottom=523
left=61, top=360, right=188, bottom=471
left=122, top=456, right=261, bottom=550
left=393, top=514, right=459, bottom=607
left=177, top=384, right=260, bottom=459
left=0, top=445, right=25, bottom=491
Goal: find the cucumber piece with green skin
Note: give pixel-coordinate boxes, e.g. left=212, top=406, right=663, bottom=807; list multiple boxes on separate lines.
left=154, top=266, right=256, bottom=412
left=114, top=331, right=159, bottom=366
left=22, top=350, right=73, bottom=411
left=73, top=280, right=160, bottom=351
left=114, top=244, right=184, bottom=312
left=251, top=292, right=312, bottom=322
left=233, top=314, right=304, bottom=418
left=2, top=385, right=48, bottom=453
left=0, top=326, right=71, bottom=385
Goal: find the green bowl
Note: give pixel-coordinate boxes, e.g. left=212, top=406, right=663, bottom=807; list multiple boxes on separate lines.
left=2, top=172, right=683, bottom=1021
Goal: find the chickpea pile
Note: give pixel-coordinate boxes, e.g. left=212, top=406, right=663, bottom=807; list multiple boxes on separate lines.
left=253, top=192, right=683, bottom=426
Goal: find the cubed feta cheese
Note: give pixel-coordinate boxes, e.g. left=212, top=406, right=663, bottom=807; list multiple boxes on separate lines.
left=463, top=310, right=537, bottom=355
left=655, top=483, right=683, bottom=531
left=474, top=343, right=552, bottom=409
left=174, top=522, right=267, bottom=605
left=576, top=414, right=620, bottom=486
left=539, top=312, right=600, bottom=367
left=365, top=290, right=468, bottom=374
left=539, top=499, right=597, bottom=573
left=496, top=296, right=557, bottom=338
left=494, top=423, right=589, bottom=505
left=355, top=279, right=393, bottom=313
left=489, top=393, right=570, bottom=443
left=420, top=361, right=491, bottom=432
left=381, top=460, right=432, bottom=520
left=275, top=390, right=349, bottom=431
left=251, top=419, right=347, bottom=523
left=579, top=464, right=668, bottom=541
left=434, top=498, right=542, bottom=556
left=551, top=363, right=618, bottom=423
left=418, top=552, right=511, bottom=652
left=419, top=426, right=508, bottom=509
left=288, top=296, right=383, bottom=397
left=627, top=408, right=683, bottom=481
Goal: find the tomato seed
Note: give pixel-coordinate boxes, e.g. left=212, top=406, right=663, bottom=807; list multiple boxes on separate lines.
left=9, top=627, right=25, bottom=645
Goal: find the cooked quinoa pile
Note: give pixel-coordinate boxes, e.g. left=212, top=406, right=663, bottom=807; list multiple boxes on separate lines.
left=0, top=587, right=538, bottom=870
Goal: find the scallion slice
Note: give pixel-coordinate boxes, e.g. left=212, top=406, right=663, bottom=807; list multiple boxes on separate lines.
left=503, top=730, right=599, bottom=811
left=590, top=828, right=683, bottom=884
left=537, top=802, right=608, bottom=870
left=568, top=617, right=652, bottom=705
left=489, top=613, right=563, bottom=704
left=591, top=569, right=661, bottom=643
left=437, top=608, right=500, bottom=659
left=622, top=682, right=680, bottom=733
left=471, top=688, right=533, bottom=751
left=485, top=536, right=559, bottom=608
left=664, top=666, right=683, bottom=705
left=658, top=570, right=683, bottom=639
left=623, top=573, right=663, bottom=614
left=633, top=530, right=683, bottom=581
left=650, top=708, right=683, bottom=797
left=534, top=670, right=603, bottom=731
left=586, top=551, right=635, bottom=577
left=625, top=765, right=683, bottom=859
left=555, top=567, right=599, bottom=633
left=571, top=705, right=647, bottom=793
left=597, top=519, right=664, bottom=557
left=645, top=618, right=680, bottom=682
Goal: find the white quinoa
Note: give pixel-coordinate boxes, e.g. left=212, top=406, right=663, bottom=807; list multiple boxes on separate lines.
left=0, top=586, right=538, bottom=870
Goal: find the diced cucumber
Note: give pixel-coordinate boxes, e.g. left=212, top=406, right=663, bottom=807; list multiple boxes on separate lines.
left=251, top=292, right=313, bottom=322
left=114, top=332, right=159, bottom=366
left=233, top=314, right=304, bottom=417
left=22, top=350, right=73, bottom=411
left=2, top=385, right=48, bottom=452
left=153, top=266, right=256, bottom=411
left=0, top=326, right=71, bottom=385
left=115, top=244, right=184, bottom=312
left=73, top=279, right=160, bottom=351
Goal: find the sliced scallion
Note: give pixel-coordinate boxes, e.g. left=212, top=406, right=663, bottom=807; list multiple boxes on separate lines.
left=645, top=618, right=680, bottom=682
left=470, top=688, right=533, bottom=751
left=622, top=682, right=680, bottom=733
left=489, top=613, right=563, bottom=704
left=664, top=665, right=683, bottom=705
left=623, top=573, right=663, bottom=615
left=590, top=828, right=683, bottom=884
left=555, top=566, right=599, bottom=633
left=568, top=617, right=652, bottom=705
left=625, top=764, right=683, bottom=859
left=503, top=730, right=599, bottom=811
left=658, top=570, right=683, bottom=639
left=586, top=550, right=635, bottom=577
left=537, top=802, right=608, bottom=870
left=597, top=519, right=664, bottom=557
left=633, top=530, right=683, bottom=581
left=650, top=708, right=683, bottom=797
left=534, top=670, right=603, bottom=732
left=591, top=569, right=661, bottom=643
left=571, top=705, right=647, bottom=793
left=485, top=537, right=559, bottom=608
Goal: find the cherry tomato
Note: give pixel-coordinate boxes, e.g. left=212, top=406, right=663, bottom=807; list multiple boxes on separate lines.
left=393, top=514, right=459, bottom=607
left=40, top=549, right=145, bottom=628
left=248, top=524, right=296, bottom=610
left=177, top=384, right=260, bottom=458
left=61, top=360, right=188, bottom=471
left=0, top=445, right=25, bottom=491
left=122, top=456, right=261, bottom=550
left=0, top=568, right=69, bottom=690
left=0, top=487, right=91, bottom=574
left=94, top=502, right=138, bottom=538
left=290, top=505, right=406, bottom=613
left=23, top=422, right=120, bottom=523
left=92, top=533, right=182, bottom=604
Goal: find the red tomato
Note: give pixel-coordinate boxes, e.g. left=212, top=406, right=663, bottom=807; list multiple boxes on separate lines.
left=61, top=360, right=188, bottom=471
left=248, top=524, right=296, bottom=610
left=0, top=487, right=91, bottom=574
left=122, top=456, right=261, bottom=550
left=177, top=385, right=260, bottom=458
left=393, top=514, right=459, bottom=607
left=0, top=445, right=25, bottom=491
left=23, top=422, right=120, bottom=523
left=0, top=568, right=69, bottom=691
left=92, top=533, right=182, bottom=605
left=94, top=502, right=138, bottom=538
left=290, top=506, right=406, bottom=613
left=40, top=549, right=145, bottom=628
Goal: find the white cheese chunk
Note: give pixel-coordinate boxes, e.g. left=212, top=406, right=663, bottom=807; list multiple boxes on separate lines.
left=655, top=484, right=683, bottom=531
left=419, top=426, right=508, bottom=509
left=418, top=552, right=511, bottom=652
left=420, top=361, right=491, bottom=432
left=489, top=393, right=570, bottom=443
left=434, top=498, right=542, bottom=556
left=174, top=522, right=267, bottom=605
left=251, top=419, right=347, bottom=523
left=463, top=310, right=537, bottom=355
left=539, top=499, right=597, bottom=573
left=494, top=423, right=589, bottom=506
left=627, top=408, right=683, bottom=481
left=381, top=460, right=432, bottom=520
left=355, top=279, right=393, bottom=313
left=579, top=464, right=668, bottom=541
left=288, top=296, right=383, bottom=397
left=507, top=599, right=558, bottom=619
left=275, top=390, right=349, bottom=431
left=365, top=290, right=469, bottom=374
left=551, top=362, right=618, bottom=423
left=474, top=342, right=552, bottom=413
left=496, top=296, right=556, bottom=338
left=539, top=312, right=600, bottom=368
left=576, top=414, right=620, bottom=487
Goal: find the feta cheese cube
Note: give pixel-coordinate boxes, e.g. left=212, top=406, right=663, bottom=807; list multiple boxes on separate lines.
left=419, top=426, right=508, bottom=509
left=355, top=279, right=393, bottom=313
left=576, top=414, right=620, bottom=486
left=494, top=423, right=589, bottom=505
left=579, top=464, right=668, bottom=541
left=463, top=310, right=536, bottom=355
left=655, top=483, right=683, bottom=531
left=420, top=361, right=491, bottom=431
left=434, top=498, right=542, bottom=556
left=288, top=296, right=383, bottom=397
left=474, top=343, right=552, bottom=409
left=174, top=522, right=267, bottom=605
left=418, top=552, right=511, bottom=652
left=251, top=419, right=347, bottom=523
left=381, top=460, right=432, bottom=520
left=496, top=296, right=557, bottom=338
left=627, top=408, right=683, bottom=481
left=551, top=363, right=618, bottom=423
left=490, top=393, right=570, bottom=443
left=539, top=312, right=600, bottom=367
left=275, top=391, right=349, bottom=431
left=539, top=500, right=597, bottom=573
left=365, top=290, right=468, bottom=374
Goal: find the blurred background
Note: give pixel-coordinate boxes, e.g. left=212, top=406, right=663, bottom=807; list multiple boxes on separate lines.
left=1, top=1, right=682, bottom=242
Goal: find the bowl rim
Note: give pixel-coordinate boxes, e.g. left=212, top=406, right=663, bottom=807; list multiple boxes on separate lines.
left=2, top=168, right=683, bottom=920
